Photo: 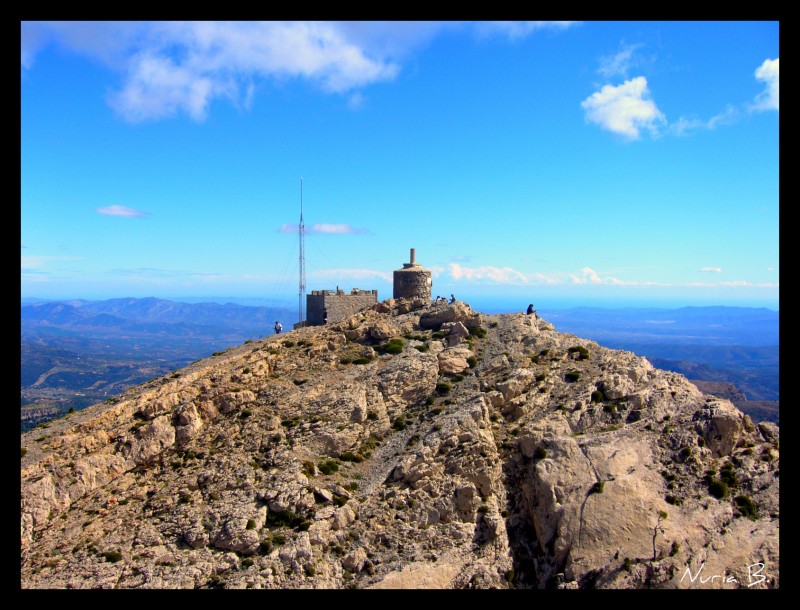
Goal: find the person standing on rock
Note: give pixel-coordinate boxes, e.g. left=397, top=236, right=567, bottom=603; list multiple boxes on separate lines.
left=274, top=321, right=282, bottom=334
left=450, top=294, right=456, bottom=304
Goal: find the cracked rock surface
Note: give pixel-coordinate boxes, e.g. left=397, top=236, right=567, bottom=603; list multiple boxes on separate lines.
left=21, top=300, right=779, bottom=589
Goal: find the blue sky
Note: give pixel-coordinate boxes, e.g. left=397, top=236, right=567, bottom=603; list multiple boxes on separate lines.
left=21, top=21, right=779, bottom=310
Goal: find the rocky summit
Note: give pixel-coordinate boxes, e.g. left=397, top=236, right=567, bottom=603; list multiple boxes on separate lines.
left=20, top=299, right=779, bottom=589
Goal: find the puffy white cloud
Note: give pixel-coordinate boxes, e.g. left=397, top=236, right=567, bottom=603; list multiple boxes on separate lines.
left=581, top=77, right=666, bottom=140
left=96, top=205, right=150, bottom=218
left=699, top=267, right=722, bottom=273
left=751, top=57, right=779, bottom=111
left=448, top=263, right=529, bottom=284
left=570, top=266, right=626, bottom=285
left=22, top=21, right=577, bottom=122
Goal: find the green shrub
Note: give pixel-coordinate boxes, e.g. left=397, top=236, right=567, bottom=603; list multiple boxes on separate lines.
left=340, top=357, right=352, bottom=364
left=467, top=356, right=478, bottom=368
left=413, top=344, right=429, bottom=353
left=283, top=341, right=295, bottom=347
left=467, top=325, right=487, bottom=338
left=591, top=390, right=605, bottom=403
left=246, top=519, right=257, bottom=530
left=339, top=451, right=365, bottom=463
left=665, top=494, right=683, bottom=506
left=719, top=462, right=739, bottom=489
left=539, top=349, right=550, bottom=357
left=530, top=355, right=540, bottom=364
left=318, top=460, right=340, bottom=475
left=102, top=550, right=122, bottom=563
left=623, top=558, right=633, bottom=572
left=352, top=357, right=372, bottom=365
left=383, top=338, right=405, bottom=354
left=436, top=382, right=451, bottom=395
left=568, top=346, right=590, bottom=359
left=293, top=379, right=308, bottom=386
left=708, top=478, right=729, bottom=499
left=533, top=446, right=547, bottom=460
left=392, top=415, right=408, bottom=431
left=366, top=411, right=378, bottom=421
left=603, top=403, right=617, bottom=413
left=302, top=461, right=316, bottom=477
left=536, top=373, right=547, bottom=383
left=565, top=371, right=581, bottom=382
left=669, top=541, right=680, bottom=557
left=21, top=447, right=27, bottom=458
left=735, top=495, right=758, bottom=520
left=589, top=481, right=605, bottom=495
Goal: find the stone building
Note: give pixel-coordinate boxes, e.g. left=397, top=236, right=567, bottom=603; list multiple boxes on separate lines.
left=306, top=288, right=378, bottom=326
left=393, top=248, right=432, bottom=302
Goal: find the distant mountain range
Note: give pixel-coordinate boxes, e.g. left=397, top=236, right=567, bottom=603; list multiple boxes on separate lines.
left=21, top=297, right=296, bottom=431
left=20, top=298, right=779, bottom=430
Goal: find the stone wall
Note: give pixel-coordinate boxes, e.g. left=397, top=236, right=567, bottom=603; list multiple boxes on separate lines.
left=307, top=290, right=378, bottom=326
left=393, top=268, right=432, bottom=302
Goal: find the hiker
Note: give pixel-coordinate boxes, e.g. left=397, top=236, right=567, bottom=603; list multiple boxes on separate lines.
left=274, top=321, right=282, bottom=334
left=526, top=304, right=535, bottom=315
left=449, top=294, right=456, bottom=304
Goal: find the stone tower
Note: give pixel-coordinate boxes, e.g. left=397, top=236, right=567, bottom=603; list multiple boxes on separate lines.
left=393, top=248, right=432, bottom=302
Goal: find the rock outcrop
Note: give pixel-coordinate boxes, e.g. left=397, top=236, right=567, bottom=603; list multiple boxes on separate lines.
left=20, top=300, right=779, bottom=589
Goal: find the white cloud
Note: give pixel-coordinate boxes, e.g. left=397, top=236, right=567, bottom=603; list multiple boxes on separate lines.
left=448, top=263, right=529, bottom=284
left=96, top=204, right=150, bottom=218
left=597, top=43, right=642, bottom=79
left=347, top=92, right=365, bottom=110
left=751, top=57, right=779, bottom=111
left=311, top=223, right=368, bottom=234
left=24, top=21, right=401, bottom=123
left=278, top=223, right=367, bottom=235
left=22, top=21, right=577, bottom=122
left=699, top=267, right=722, bottom=273
left=569, top=267, right=627, bottom=285
left=581, top=77, right=666, bottom=140
left=475, top=21, right=579, bottom=40
left=670, top=104, right=739, bottom=136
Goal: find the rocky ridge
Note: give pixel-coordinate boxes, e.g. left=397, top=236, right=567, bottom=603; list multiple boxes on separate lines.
left=20, top=299, right=779, bottom=589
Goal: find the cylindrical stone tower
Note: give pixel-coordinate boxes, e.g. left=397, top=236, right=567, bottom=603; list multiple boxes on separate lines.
left=393, top=248, right=432, bottom=301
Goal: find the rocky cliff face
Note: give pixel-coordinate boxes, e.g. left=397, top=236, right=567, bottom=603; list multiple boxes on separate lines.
left=20, top=300, right=779, bottom=589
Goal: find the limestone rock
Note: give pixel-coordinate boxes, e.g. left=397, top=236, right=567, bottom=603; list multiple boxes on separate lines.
left=437, top=347, right=475, bottom=375
left=19, top=300, right=779, bottom=590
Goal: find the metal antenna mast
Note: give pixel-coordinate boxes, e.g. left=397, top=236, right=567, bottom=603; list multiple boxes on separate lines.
left=298, top=178, right=306, bottom=325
